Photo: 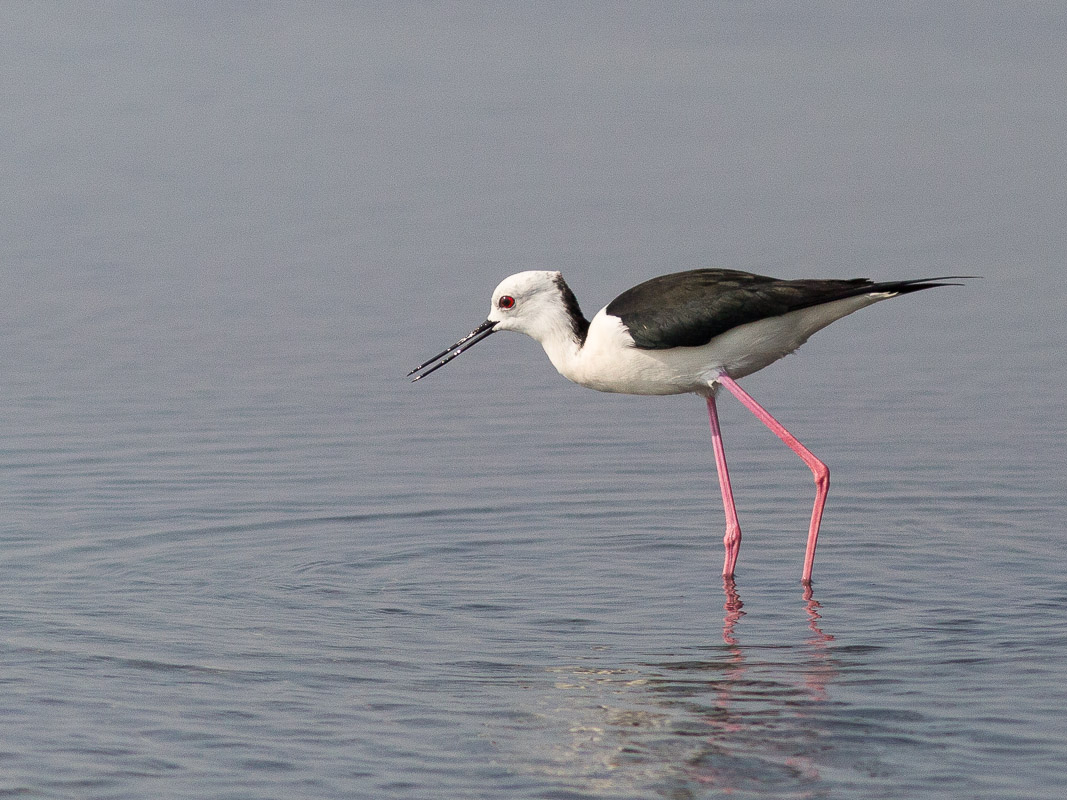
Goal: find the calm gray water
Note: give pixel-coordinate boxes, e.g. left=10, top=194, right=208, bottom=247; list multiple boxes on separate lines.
left=3, top=4, right=1066, bottom=798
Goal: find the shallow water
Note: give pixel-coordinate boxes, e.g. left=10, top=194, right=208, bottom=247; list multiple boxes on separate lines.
left=2, top=5, right=1066, bottom=798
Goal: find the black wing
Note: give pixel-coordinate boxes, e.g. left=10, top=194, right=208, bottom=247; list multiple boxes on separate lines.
left=605, top=269, right=955, bottom=350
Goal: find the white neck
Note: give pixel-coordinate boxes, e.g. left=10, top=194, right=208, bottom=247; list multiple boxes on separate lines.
left=536, top=321, right=586, bottom=378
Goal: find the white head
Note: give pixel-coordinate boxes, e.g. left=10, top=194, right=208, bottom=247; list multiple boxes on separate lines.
left=487, top=271, right=580, bottom=342
left=408, top=270, right=588, bottom=381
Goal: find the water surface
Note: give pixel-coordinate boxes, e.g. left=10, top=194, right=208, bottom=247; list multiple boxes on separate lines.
left=2, top=4, right=1065, bottom=798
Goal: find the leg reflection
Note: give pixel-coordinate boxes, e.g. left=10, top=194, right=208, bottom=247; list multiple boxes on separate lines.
left=802, top=583, right=836, bottom=700
left=803, top=583, right=834, bottom=643
left=721, top=576, right=745, bottom=645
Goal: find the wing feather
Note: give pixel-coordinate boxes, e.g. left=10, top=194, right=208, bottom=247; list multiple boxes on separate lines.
left=605, top=269, right=954, bottom=350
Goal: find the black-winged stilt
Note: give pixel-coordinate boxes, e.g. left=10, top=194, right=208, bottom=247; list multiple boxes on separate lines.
left=409, top=268, right=962, bottom=583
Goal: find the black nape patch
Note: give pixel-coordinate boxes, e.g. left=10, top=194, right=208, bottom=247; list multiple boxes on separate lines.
left=553, top=274, right=591, bottom=346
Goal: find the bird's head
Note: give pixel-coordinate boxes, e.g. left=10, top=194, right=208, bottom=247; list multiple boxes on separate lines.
left=408, top=270, right=587, bottom=381
left=487, top=270, right=575, bottom=341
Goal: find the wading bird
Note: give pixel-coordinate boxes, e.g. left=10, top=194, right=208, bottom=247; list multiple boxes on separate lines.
left=409, top=268, right=961, bottom=583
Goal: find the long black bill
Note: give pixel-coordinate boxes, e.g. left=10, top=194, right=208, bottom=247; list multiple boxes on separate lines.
left=408, top=319, right=498, bottom=382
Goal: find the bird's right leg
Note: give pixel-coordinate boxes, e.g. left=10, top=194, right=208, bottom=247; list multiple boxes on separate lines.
left=706, top=393, right=742, bottom=578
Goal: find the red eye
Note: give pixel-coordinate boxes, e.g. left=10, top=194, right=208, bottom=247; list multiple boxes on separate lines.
left=498, top=295, right=515, bottom=309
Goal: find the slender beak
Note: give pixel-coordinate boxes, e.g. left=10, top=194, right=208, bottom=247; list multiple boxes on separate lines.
left=408, top=319, right=498, bottom=382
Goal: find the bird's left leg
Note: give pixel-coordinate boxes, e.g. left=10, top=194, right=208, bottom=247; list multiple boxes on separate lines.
left=716, top=373, right=829, bottom=584
left=706, top=392, right=742, bottom=578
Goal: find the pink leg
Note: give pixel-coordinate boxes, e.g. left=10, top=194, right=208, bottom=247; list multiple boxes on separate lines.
left=706, top=394, right=742, bottom=578
left=716, top=374, right=829, bottom=584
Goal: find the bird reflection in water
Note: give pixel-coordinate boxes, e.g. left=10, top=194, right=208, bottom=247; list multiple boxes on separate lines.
left=674, top=578, right=839, bottom=790
left=518, top=583, right=840, bottom=796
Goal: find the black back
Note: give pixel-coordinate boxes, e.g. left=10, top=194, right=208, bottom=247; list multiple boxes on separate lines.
left=605, top=268, right=951, bottom=350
